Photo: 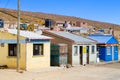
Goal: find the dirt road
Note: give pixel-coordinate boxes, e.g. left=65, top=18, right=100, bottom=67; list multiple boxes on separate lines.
left=0, top=62, right=120, bottom=80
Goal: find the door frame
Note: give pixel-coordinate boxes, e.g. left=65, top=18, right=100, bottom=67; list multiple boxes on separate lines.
left=112, top=46, right=114, bottom=61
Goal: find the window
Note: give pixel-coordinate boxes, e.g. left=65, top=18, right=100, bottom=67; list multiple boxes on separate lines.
left=74, top=46, right=78, bottom=56
left=107, top=47, right=111, bottom=55
left=86, top=46, right=89, bottom=54
left=92, top=46, right=95, bottom=54
left=97, top=46, right=100, bottom=52
left=8, top=44, right=17, bottom=56
left=33, top=44, right=43, bottom=56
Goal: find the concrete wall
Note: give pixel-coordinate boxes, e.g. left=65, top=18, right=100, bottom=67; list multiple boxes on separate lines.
left=71, top=44, right=97, bottom=66
left=89, top=45, right=97, bottom=63
left=72, top=45, right=80, bottom=65
left=0, top=31, right=26, bottom=69
left=0, top=31, right=50, bottom=70
left=0, top=42, right=50, bottom=70
left=0, top=43, right=26, bottom=69
left=26, top=43, right=50, bottom=70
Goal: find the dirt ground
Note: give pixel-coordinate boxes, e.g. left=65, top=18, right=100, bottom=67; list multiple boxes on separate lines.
left=0, top=62, right=120, bottom=80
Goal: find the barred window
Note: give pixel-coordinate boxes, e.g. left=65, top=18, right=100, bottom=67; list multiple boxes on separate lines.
left=33, top=44, right=43, bottom=56
left=8, top=44, right=17, bottom=56
left=107, top=47, right=111, bottom=55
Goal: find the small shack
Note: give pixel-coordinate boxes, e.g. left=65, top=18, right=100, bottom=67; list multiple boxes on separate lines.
left=43, top=31, right=97, bottom=66
left=0, top=29, right=51, bottom=70
left=88, top=34, right=119, bottom=61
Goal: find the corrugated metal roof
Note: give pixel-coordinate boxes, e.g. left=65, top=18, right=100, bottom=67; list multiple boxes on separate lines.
left=49, top=31, right=96, bottom=44
left=65, top=26, right=89, bottom=31
left=88, top=34, right=113, bottom=44
left=8, top=29, right=52, bottom=40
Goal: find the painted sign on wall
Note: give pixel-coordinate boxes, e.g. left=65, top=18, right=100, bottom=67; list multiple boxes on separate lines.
left=83, top=46, right=86, bottom=54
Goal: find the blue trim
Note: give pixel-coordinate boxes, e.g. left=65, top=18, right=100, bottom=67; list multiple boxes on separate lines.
left=0, top=39, right=50, bottom=44
left=27, top=39, right=50, bottom=43
left=0, top=40, right=25, bottom=43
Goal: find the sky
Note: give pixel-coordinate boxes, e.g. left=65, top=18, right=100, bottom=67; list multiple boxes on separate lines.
left=0, top=0, right=120, bottom=25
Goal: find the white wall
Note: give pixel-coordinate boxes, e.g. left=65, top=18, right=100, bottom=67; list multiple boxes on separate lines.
left=89, top=44, right=97, bottom=63
left=72, top=45, right=80, bottom=65
left=72, top=44, right=97, bottom=66
left=25, top=43, right=50, bottom=70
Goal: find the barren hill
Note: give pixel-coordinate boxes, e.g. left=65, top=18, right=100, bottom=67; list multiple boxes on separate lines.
left=0, top=8, right=120, bottom=30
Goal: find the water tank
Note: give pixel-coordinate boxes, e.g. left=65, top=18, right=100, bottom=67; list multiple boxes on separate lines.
left=0, top=19, right=4, bottom=28
left=98, top=29, right=104, bottom=32
left=20, top=23, right=27, bottom=30
left=45, top=19, right=53, bottom=28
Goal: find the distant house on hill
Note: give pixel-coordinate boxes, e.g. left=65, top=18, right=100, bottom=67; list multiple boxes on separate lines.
left=65, top=26, right=90, bottom=33
left=56, top=21, right=65, bottom=27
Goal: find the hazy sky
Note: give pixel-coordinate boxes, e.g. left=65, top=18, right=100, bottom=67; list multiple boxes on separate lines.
left=0, top=0, right=120, bottom=25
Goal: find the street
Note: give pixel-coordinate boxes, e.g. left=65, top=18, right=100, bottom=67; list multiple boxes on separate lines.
left=0, top=62, right=120, bottom=80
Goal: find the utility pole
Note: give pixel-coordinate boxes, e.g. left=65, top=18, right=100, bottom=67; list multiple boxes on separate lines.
left=17, top=0, right=20, bottom=72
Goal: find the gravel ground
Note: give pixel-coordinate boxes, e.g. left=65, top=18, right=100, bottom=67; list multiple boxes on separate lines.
left=0, top=62, right=120, bottom=80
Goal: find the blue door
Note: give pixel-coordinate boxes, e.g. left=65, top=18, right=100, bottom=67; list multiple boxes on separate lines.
left=114, top=46, right=118, bottom=60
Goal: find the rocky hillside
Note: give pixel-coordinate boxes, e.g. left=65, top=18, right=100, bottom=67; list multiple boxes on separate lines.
left=0, top=8, right=120, bottom=30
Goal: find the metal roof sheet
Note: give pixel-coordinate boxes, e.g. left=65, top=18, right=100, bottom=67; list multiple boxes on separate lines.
left=88, top=34, right=113, bottom=44
left=49, top=31, right=96, bottom=44
left=8, top=29, right=52, bottom=40
left=65, top=26, right=89, bottom=31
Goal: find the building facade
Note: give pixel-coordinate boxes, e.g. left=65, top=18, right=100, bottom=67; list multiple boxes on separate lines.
left=43, top=31, right=97, bottom=66
left=88, top=34, right=119, bottom=61
left=0, top=29, right=51, bottom=70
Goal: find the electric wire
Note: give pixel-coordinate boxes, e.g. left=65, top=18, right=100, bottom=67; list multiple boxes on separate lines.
left=4, top=0, right=10, bottom=8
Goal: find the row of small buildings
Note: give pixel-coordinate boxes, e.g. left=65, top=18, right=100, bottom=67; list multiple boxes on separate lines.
left=0, top=28, right=119, bottom=70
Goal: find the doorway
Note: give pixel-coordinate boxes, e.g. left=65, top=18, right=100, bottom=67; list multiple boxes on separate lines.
left=86, top=46, right=89, bottom=64
left=112, top=46, right=114, bottom=61
left=79, top=46, right=83, bottom=65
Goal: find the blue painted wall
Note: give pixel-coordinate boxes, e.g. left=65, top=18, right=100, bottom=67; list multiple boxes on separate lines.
left=105, top=47, right=112, bottom=61
left=114, top=46, right=118, bottom=61
left=99, top=46, right=106, bottom=61
left=99, top=46, right=118, bottom=61
left=107, top=37, right=119, bottom=44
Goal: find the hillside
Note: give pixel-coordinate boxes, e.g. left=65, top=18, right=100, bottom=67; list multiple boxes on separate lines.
left=0, top=8, right=120, bottom=30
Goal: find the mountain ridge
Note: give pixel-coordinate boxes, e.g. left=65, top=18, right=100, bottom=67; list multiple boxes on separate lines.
left=0, top=8, right=120, bottom=30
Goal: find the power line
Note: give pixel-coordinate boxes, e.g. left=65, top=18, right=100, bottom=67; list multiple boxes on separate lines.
left=0, top=0, right=2, bottom=4
left=0, top=0, right=3, bottom=7
left=4, top=0, right=10, bottom=8
left=0, top=0, right=10, bottom=10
